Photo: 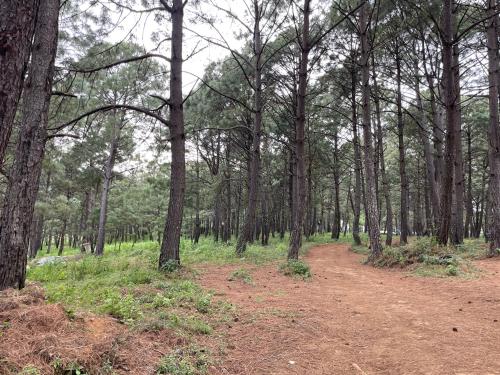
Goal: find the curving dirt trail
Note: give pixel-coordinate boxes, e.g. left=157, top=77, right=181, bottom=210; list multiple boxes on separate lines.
left=199, top=244, right=500, bottom=375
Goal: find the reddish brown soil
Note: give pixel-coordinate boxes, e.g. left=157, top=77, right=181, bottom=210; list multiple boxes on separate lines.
left=199, top=244, right=500, bottom=375
left=0, top=285, right=181, bottom=374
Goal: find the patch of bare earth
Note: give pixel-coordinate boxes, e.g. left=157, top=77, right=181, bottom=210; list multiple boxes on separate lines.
left=198, top=244, right=500, bottom=375
left=0, top=284, right=182, bottom=374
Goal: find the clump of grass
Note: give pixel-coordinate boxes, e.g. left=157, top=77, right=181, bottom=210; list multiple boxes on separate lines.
left=156, top=345, right=210, bottom=375
left=227, top=268, right=253, bottom=284
left=372, top=237, right=478, bottom=278
left=100, top=292, right=143, bottom=323
left=279, top=259, right=311, bottom=279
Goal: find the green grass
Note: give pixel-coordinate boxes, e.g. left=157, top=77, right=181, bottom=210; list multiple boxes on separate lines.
left=27, top=241, right=222, bottom=335
left=27, top=233, right=335, bottom=329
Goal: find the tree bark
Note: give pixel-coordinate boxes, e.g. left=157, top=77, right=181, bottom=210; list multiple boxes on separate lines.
left=451, top=38, right=464, bottom=245
left=236, top=0, right=263, bottom=255
left=464, top=125, right=474, bottom=238
left=437, top=0, right=458, bottom=245
left=159, top=0, right=186, bottom=267
left=95, top=118, right=121, bottom=256
left=351, top=61, right=362, bottom=246
left=486, top=0, right=500, bottom=254
left=415, top=59, right=439, bottom=234
left=395, top=43, right=409, bottom=245
left=372, top=57, right=393, bottom=246
left=0, top=0, right=59, bottom=290
left=331, top=131, right=341, bottom=240
left=288, top=0, right=310, bottom=260
left=359, top=0, right=382, bottom=259
left=0, top=0, right=40, bottom=166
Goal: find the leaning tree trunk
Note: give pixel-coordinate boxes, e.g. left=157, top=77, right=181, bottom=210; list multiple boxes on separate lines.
left=159, top=0, right=186, bottom=267
left=437, top=0, right=458, bottom=245
left=95, top=120, right=121, bottom=256
left=486, top=0, right=500, bottom=254
left=0, top=0, right=59, bottom=291
left=288, top=0, right=310, bottom=260
left=359, top=1, right=382, bottom=260
left=236, top=1, right=263, bottom=255
left=0, top=0, right=40, bottom=167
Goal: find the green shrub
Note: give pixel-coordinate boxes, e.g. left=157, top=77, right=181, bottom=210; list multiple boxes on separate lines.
left=195, top=295, right=212, bottom=314
left=446, top=264, right=459, bottom=276
left=279, top=260, right=311, bottom=278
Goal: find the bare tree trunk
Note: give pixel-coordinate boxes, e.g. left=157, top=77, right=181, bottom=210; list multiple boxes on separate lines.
left=236, top=1, right=263, bottom=255
left=159, top=0, right=186, bottom=267
left=95, top=120, right=121, bottom=256
left=487, top=0, right=500, bottom=254
left=331, top=131, right=341, bottom=240
left=373, top=58, right=393, bottom=246
left=395, top=43, right=409, bottom=245
left=288, top=0, right=310, bottom=260
left=359, top=1, right=382, bottom=259
left=193, top=142, right=201, bottom=244
left=464, top=125, right=474, bottom=238
left=0, top=0, right=40, bottom=166
left=437, top=0, right=457, bottom=245
left=0, top=0, right=59, bottom=290
left=451, top=38, right=464, bottom=245
left=351, top=62, right=362, bottom=246
left=415, top=59, right=439, bottom=234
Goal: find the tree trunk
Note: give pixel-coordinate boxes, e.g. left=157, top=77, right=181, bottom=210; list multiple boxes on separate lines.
left=288, top=0, right=310, bottom=260
left=395, top=43, right=409, bottom=245
left=437, top=0, right=458, bottom=245
left=0, top=0, right=40, bottom=166
left=159, top=0, right=186, bottom=267
left=373, top=57, right=393, bottom=246
left=95, top=119, right=121, bottom=256
left=359, top=1, right=382, bottom=259
left=0, top=0, right=59, bottom=290
left=451, top=38, right=464, bottom=245
left=415, top=59, right=439, bottom=234
left=487, top=0, right=500, bottom=254
left=193, top=144, right=201, bottom=244
left=351, top=61, right=362, bottom=246
left=464, top=125, right=474, bottom=238
left=331, top=131, right=341, bottom=240
left=236, top=1, right=263, bottom=255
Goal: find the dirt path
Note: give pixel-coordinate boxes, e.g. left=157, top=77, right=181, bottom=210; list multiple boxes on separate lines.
left=199, top=244, right=500, bottom=375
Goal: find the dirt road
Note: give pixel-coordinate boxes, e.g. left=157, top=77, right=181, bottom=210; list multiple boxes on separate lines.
left=199, top=244, right=500, bottom=375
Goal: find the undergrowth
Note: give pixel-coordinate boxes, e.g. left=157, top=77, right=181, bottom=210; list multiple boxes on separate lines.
left=26, top=233, right=334, bottom=373
left=367, top=237, right=486, bottom=278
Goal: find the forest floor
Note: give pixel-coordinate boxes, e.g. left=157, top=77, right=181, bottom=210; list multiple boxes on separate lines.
left=199, top=243, right=500, bottom=375
left=1, top=242, right=499, bottom=374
